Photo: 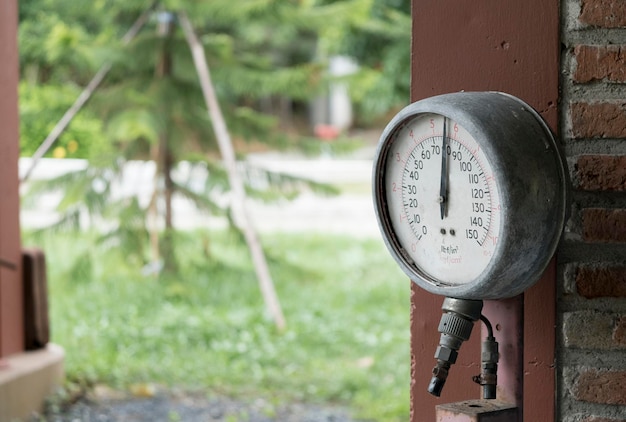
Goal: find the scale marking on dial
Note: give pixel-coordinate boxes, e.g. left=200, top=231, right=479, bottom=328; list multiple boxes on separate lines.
left=384, top=113, right=501, bottom=285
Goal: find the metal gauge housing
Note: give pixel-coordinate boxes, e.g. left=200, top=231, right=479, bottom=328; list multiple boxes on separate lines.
left=373, top=92, right=569, bottom=299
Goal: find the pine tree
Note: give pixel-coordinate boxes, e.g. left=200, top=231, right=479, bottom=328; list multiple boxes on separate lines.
left=20, top=0, right=410, bottom=274
left=20, top=0, right=340, bottom=274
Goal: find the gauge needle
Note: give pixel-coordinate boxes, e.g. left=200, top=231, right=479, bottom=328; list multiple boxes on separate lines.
left=439, top=117, right=448, bottom=219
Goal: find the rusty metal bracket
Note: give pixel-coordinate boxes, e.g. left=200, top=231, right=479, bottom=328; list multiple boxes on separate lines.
left=436, top=399, right=518, bottom=421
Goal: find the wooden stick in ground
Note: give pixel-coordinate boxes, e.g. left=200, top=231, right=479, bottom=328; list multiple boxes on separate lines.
left=178, top=12, right=286, bottom=331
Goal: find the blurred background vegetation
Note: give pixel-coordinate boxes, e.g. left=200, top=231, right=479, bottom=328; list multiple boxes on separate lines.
left=18, top=0, right=412, bottom=420
left=19, top=0, right=410, bottom=159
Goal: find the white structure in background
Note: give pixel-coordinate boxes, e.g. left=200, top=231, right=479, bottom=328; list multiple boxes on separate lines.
left=19, top=156, right=378, bottom=237
left=310, top=56, right=359, bottom=134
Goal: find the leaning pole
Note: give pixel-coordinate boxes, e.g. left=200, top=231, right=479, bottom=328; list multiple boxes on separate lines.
left=179, top=12, right=286, bottom=331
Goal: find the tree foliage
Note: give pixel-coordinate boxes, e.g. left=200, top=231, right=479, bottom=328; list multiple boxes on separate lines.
left=328, top=0, right=411, bottom=119
left=19, top=0, right=410, bottom=272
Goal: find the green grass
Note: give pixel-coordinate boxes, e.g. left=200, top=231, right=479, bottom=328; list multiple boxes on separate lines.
left=25, top=230, right=410, bottom=421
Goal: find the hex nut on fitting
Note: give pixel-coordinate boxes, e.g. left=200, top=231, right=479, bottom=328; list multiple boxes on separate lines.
left=435, top=346, right=459, bottom=364
left=481, top=339, right=499, bottom=363
left=431, top=365, right=449, bottom=377
left=481, top=351, right=499, bottom=362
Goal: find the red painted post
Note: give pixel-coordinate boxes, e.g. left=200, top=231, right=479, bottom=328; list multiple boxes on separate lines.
left=481, top=297, right=523, bottom=408
left=410, top=1, right=559, bottom=420
left=0, top=0, right=24, bottom=358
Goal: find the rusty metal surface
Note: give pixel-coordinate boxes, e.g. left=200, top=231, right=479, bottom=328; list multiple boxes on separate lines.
left=481, top=297, right=523, bottom=417
left=436, top=400, right=518, bottom=422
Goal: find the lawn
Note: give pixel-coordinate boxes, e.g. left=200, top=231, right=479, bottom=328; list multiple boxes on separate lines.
left=26, top=230, right=411, bottom=421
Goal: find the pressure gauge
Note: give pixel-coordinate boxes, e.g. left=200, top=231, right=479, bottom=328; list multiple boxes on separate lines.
left=373, top=92, right=568, bottom=299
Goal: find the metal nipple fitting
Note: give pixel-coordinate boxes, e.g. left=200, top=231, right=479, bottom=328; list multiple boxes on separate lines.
left=427, top=297, right=483, bottom=397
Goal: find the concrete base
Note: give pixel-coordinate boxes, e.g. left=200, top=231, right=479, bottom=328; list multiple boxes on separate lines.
left=0, top=344, right=64, bottom=422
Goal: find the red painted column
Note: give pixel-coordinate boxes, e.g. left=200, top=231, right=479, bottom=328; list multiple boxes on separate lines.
left=0, top=0, right=24, bottom=358
left=410, top=1, right=559, bottom=421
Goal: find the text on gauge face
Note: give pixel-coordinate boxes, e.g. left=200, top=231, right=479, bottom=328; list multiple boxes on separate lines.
left=384, top=113, right=501, bottom=286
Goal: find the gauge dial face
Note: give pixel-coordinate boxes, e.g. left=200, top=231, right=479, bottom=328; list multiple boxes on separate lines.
left=383, top=113, right=501, bottom=285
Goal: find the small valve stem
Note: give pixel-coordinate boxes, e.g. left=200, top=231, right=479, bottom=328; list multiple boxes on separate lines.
left=472, top=314, right=500, bottom=399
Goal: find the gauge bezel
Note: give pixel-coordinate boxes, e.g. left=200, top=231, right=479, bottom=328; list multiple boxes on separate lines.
left=372, top=92, right=569, bottom=299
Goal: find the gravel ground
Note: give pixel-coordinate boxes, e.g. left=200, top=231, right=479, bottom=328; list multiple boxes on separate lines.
left=35, top=388, right=370, bottom=422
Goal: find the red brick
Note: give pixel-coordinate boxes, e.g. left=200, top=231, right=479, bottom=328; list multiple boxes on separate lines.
left=574, top=369, right=626, bottom=405
left=576, top=155, right=626, bottom=191
left=571, top=102, right=626, bottom=139
left=576, top=266, right=626, bottom=298
left=574, top=45, right=626, bottom=83
left=582, top=208, right=626, bottom=243
left=580, top=0, right=626, bottom=28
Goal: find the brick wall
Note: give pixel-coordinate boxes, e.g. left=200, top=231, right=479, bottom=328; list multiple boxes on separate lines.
left=560, top=0, right=626, bottom=421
